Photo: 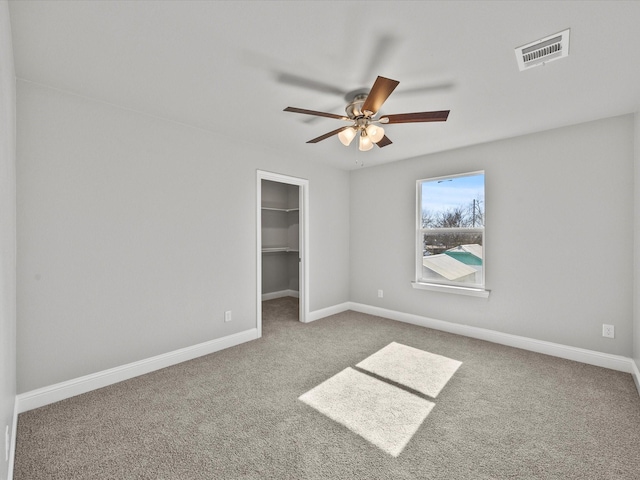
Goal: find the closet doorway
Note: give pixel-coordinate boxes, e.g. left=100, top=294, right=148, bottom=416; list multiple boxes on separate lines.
left=256, top=170, right=308, bottom=337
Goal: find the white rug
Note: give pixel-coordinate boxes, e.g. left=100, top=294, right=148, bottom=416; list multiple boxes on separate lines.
left=299, top=367, right=435, bottom=457
left=356, top=342, right=462, bottom=398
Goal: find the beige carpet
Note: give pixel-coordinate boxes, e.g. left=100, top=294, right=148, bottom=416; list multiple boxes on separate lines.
left=13, top=297, right=640, bottom=479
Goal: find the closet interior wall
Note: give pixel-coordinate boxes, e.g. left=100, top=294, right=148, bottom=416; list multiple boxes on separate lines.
left=261, top=180, right=300, bottom=302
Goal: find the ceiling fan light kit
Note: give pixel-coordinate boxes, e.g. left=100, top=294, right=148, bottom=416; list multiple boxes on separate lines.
left=284, top=75, right=450, bottom=153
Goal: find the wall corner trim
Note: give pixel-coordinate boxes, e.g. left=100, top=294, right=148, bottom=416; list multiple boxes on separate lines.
left=348, top=302, right=636, bottom=375
left=7, top=398, right=18, bottom=480
left=16, top=328, right=259, bottom=414
left=632, top=360, right=640, bottom=397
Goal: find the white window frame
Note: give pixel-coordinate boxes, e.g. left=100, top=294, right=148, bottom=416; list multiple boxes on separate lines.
left=412, top=171, right=489, bottom=298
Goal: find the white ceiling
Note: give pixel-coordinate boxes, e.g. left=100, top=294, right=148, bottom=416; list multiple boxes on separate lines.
left=8, top=0, right=640, bottom=170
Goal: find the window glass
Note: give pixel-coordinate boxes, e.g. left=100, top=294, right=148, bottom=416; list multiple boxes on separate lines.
left=417, top=172, right=485, bottom=288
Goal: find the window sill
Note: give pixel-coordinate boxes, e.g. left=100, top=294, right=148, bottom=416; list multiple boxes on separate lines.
left=411, top=281, right=490, bottom=298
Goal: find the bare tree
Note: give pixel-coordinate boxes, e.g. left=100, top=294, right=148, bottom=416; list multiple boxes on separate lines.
left=421, top=210, right=436, bottom=228
left=422, top=199, right=484, bottom=254
left=436, top=207, right=466, bottom=228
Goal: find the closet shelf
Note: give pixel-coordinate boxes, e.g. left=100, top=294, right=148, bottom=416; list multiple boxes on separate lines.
left=261, top=207, right=300, bottom=213
left=262, top=247, right=299, bottom=253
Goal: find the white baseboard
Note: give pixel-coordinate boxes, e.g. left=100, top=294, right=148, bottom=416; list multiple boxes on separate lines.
left=14, top=305, right=639, bottom=419
left=307, top=302, right=351, bottom=323
left=262, top=289, right=299, bottom=301
left=348, top=302, right=635, bottom=374
left=16, top=328, right=259, bottom=414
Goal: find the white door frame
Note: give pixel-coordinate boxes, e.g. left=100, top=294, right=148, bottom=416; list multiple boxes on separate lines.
left=256, top=170, right=309, bottom=336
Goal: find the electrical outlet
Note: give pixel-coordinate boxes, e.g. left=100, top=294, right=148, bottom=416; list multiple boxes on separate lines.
left=602, top=324, right=615, bottom=338
left=224, top=310, right=232, bottom=322
left=378, top=289, right=383, bottom=298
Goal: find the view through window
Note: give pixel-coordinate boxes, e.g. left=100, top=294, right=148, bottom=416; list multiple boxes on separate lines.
left=417, top=172, right=485, bottom=289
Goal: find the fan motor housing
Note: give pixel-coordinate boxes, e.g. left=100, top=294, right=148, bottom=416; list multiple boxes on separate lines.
left=345, top=93, right=369, bottom=119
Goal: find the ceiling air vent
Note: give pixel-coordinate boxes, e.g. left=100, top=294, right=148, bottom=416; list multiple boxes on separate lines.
left=515, top=28, right=570, bottom=71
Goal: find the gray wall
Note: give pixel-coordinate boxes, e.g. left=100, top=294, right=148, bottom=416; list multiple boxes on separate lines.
left=350, top=115, right=635, bottom=357
left=0, top=2, right=16, bottom=479
left=12, top=75, right=640, bottom=397
left=16, top=80, right=350, bottom=393
left=635, top=113, right=640, bottom=376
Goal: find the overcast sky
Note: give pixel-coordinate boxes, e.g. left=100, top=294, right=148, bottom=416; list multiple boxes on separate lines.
left=421, top=172, right=484, bottom=214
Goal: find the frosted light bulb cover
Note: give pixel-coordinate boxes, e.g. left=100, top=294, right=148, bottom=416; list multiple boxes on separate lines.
left=358, top=134, right=374, bottom=151
left=365, top=124, right=385, bottom=143
left=338, top=127, right=357, bottom=146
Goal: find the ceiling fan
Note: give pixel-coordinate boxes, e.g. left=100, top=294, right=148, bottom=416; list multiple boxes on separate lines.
left=284, top=76, right=450, bottom=151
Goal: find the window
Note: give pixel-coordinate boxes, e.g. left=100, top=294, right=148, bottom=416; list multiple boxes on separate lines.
left=414, top=171, right=487, bottom=295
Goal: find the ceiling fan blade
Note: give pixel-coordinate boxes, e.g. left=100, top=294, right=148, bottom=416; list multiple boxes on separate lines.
left=361, top=76, right=399, bottom=115
left=276, top=72, right=346, bottom=96
left=290, top=102, right=345, bottom=124
left=380, top=110, right=450, bottom=124
left=284, top=107, right=349, bottom=121
left=375, top=135, right=393, bottom=148
left=307, top=126, right=350, bottom=144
